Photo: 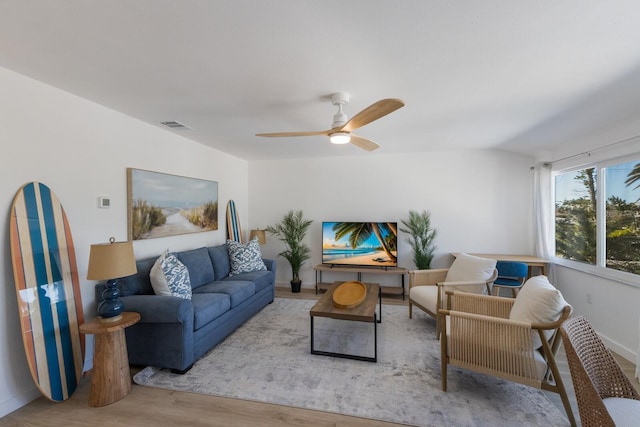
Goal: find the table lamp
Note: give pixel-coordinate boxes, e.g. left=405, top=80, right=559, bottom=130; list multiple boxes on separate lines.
left=249, top=229, right=266, bottom=245
left=87, top=237, right=137, bottom=323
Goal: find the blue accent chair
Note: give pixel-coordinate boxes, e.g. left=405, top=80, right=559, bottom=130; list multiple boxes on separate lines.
left=492, top=261, right=528, bottom=297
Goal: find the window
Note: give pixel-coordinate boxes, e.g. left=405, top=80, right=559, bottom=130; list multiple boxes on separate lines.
left=554, top=159, right=640, bottom=275
left=555, top=168, right=597, bottom=265
left=605, top=160, right=640, bottom=274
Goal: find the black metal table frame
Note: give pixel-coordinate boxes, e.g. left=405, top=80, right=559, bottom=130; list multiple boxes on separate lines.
left=310, top=287, right=382, bottom=363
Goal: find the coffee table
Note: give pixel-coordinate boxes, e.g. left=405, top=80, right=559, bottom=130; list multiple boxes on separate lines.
left=310, top=283, right=381, bottom=362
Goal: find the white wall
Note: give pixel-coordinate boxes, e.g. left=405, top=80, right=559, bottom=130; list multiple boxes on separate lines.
left=248, top=150, right=535, bottom=287
left=553, top=266, right=639, bottom=361
left=0, top=67, right=249, bottom=417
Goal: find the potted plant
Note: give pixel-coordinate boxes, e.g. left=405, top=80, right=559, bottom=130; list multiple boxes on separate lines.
left=266, top=210, right=313, bottom=292
left=400, top=209, right=437, bottom=269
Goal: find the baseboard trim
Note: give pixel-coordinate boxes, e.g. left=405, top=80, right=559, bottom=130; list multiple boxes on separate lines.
left=600, top=333, right=636, bottom=364
left=0, top=385, right=41, bottom=418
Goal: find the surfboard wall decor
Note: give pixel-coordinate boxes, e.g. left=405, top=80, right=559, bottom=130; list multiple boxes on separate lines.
left=226, top=199, right=244, bottom=243
left=10, top=182, right=85, bottom=402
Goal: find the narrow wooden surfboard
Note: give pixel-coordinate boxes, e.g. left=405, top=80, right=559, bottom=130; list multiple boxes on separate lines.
left=10, top=182, right=85, bottom=402
left=226, top=199, right=243, bottom=243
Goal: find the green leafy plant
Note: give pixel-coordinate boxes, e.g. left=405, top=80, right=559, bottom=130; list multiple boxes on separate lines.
left=266, top=210, right=313, bottom=283
left=400, top=209, right=437, bottom=269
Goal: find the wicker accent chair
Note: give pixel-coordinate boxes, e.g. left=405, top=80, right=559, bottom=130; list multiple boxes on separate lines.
left=439, top=280, right=576, bottom=427
left=560, top=316, right=640, bottom=427
left=408, top=253, right=497, bottom=337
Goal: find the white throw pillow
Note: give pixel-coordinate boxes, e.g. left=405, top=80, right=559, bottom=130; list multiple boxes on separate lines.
left=445, top=253, right=496, bottom=282
left=509, top=275, right=570, bottom=348
left=150, top=250, right=192, bottom=300
left=227, top=237, right=267, bottom=276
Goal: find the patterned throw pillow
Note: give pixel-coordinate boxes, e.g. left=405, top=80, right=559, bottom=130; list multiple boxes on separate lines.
left=227, top=237, right=267, bottom=276
left=149, top=250, right=192, bottom=300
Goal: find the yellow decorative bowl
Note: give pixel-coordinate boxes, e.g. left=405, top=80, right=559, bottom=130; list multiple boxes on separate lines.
left=332, top=281, right=367, bottom=309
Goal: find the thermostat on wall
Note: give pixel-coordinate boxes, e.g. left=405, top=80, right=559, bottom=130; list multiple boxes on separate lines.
left=98, top=197, right=111, bottom=209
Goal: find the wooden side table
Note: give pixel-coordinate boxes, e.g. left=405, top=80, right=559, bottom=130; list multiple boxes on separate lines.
left=79, top=312, right=140, bottom=407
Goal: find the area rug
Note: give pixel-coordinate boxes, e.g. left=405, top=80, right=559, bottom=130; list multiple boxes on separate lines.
left=133, top=298, right=569, bottom=427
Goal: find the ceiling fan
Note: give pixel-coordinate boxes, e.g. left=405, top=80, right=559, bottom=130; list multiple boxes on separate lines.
left=255, top=93, right=405, bottom=151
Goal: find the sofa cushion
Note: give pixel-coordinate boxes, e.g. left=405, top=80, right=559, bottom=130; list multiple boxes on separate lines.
left=150, top=250, right=192, bottom=300
left=119, top=257, right=156, bottom=296
left=227, top=238, right=267, bottom=276
left=191, top=293, right=231, bottom=330
left=177, top=247, right=215, bottom=290
left=224, top=269, right=273, bottom=293
left=509, top=275, right=570, bottom=348
left=208, top=245, right=231, bottom=280
left=193, top=281, right=255, bottom=308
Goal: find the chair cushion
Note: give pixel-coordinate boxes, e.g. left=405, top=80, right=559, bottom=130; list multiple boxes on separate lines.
left=494, top=277, right=524, bottom=287
left=603, top=397, right=640, bottom=427
left=409, top=285, right=438, bottom=315
left=446, top=253, right=496, bottom=282
left=509, top=275, right=570, bottom=348
left=149, top=250, right=192, bottom=300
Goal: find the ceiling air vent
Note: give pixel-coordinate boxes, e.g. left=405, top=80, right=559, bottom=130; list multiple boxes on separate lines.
left=160, top=121, right=191, bottom=130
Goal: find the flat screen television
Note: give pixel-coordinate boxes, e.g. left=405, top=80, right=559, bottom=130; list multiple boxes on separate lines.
left=322, top=221, right=398, bottom=268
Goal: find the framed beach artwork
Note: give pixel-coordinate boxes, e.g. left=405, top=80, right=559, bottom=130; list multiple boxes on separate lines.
left=127, top=168, right=219, bottom=240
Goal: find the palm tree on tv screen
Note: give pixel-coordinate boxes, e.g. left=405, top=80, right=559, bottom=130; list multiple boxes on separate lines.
left=332, top=222, right=397, bottom=263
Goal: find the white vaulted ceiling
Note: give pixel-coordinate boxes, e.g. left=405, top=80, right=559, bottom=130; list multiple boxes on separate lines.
left=2, top=1, right=640, bottom=160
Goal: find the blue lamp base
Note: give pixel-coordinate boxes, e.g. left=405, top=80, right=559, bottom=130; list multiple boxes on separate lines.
left=97, top=278, right=124, bottom=323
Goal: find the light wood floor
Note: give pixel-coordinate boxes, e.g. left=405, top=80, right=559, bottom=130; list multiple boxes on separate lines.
left=1, top=288, right=636, bottom=427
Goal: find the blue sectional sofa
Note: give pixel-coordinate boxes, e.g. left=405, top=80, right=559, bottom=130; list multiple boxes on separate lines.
left=95, top=244, right=276, bottom=373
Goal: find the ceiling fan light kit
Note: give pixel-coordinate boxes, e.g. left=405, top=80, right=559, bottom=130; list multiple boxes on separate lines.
left=329, top=132, right=351, bottom=144
left=255, top=92, right=404, bottom=151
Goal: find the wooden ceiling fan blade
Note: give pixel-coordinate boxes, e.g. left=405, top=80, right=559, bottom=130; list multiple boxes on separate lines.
left=255, top=129, right=330, bottom=137
left=350, top=135, right=380, bottom=151
left=342, top=98, right=405, bottom=132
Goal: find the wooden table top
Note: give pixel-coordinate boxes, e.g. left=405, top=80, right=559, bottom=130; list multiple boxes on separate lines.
left=79, top=312, right=140, bottom=334
left=466, top=254, right=549, bottom=264
left=310, top=283, right=379, bottom=322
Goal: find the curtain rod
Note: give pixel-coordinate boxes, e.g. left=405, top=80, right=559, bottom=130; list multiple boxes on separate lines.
left=548, top=134, right=640, bottom=166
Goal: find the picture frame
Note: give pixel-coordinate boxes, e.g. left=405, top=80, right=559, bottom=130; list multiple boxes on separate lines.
left=127, top=168, right=218, bottom=240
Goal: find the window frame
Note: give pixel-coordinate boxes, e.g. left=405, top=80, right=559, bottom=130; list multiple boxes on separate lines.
left=552, top=154, right=640, bottom=288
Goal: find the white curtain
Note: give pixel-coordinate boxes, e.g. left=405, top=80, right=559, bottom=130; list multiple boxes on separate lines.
left=533, top=162, right=553, bottom=278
